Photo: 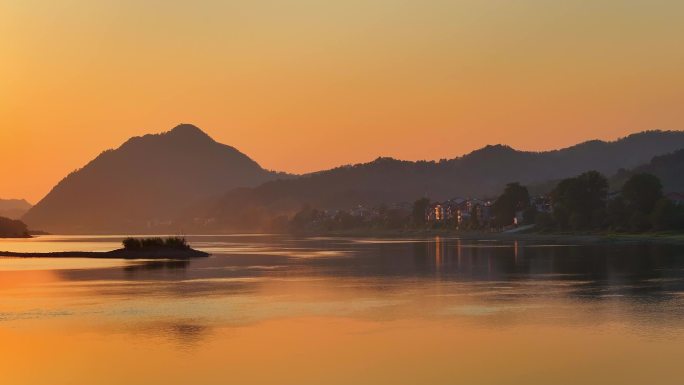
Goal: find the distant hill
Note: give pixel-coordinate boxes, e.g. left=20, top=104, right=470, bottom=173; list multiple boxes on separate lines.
left=23, top=124, right=285, bottom=233
left=610, top=149, right=684, bottom=193
left=0, top=216, right=29, bottom=238
left=192, top=130, right=684, bottom=231
left=0, top=199, right=32, bottom=219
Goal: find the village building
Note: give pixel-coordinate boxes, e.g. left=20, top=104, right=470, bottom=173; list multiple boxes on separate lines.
left=426, top=198, right=493, bottom=228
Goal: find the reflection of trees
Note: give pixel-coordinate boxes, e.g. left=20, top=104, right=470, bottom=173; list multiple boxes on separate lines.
left=302, top=238, right=684, bottom=301
left=123, top=260, right=190, bottom=272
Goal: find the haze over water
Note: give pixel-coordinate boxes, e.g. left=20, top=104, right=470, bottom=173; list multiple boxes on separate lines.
left=1, top=235, right=683, bottom=384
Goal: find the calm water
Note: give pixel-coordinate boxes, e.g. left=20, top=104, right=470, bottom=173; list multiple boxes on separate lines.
left=2, top=235, right=684, bottom=384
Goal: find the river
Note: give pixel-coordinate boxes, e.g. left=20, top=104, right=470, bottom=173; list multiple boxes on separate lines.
left=1, top=235, right=683, bottom=384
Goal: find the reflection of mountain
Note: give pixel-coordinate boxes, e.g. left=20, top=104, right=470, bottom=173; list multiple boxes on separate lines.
left=194, top=130, right=684, bottom=231
left=0, top=199, right=32, bottom=219
left=23, top=124, right=286, bottom=233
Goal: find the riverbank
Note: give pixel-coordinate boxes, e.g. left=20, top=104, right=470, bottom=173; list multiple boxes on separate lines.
left=294, top=228, right=684, bottom=244
left=473, top=231, right=684, bottom=245
left=0, top=247, right=210, bottom=259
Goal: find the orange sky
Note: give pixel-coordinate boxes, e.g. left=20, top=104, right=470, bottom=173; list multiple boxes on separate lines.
left=2, top=1, right=684, bottom=203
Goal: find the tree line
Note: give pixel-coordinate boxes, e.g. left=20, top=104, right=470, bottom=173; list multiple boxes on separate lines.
left=492, top=171, right=684, bottom=232
left=288, top=171, right=684, bottom=233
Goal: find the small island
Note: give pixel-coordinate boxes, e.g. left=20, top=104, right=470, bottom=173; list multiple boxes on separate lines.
left=0, top=216, right=31, bottom=238
left=0, top=236, right=210, bottom=259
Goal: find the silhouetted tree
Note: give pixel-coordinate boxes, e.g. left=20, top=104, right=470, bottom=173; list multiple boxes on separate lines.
left=383, top=208, right=410, bottom=229
left=122, top=237, right=141, bottom=250
left=291, top=204, right=325, bottom=230
left=332, top=210, right=363, bottom=230
left=492, top=182, right=530, bottom=227
left=629, top=211, right=651, bottom=232
left=522, top=207, right=538, bottom=225
left=412, top=198, right=431, bottom=227
left=621, top=173, right=663, bottom=214
left=551, top=171, right=608, bottom=230
left=606, top=196, right=629, bottom=231
left=650, top=198, right=684, bottom=230
left=122, top=237, right=189, bottom=250
left=534, top=212, right=555, bottom=230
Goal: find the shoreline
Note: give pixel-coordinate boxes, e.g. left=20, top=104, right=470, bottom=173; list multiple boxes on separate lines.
left=0, top=248, right=210, bottom=259
left=290, top=229, right=684, bottom=244
left=4, top=231, right=684, bottom=247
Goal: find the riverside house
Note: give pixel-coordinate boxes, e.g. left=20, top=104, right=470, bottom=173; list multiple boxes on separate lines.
left=426, top=198, right=493, bottom=228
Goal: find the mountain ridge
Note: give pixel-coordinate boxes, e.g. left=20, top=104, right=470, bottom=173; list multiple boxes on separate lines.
left=188, top=130, right=684, bottom=231
left=610, top=148, right=684, bottom=193
left=21, top=126, right=684, bottom=233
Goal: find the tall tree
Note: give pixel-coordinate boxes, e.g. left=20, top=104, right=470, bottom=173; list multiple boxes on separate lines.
left=493, top=183, right=530, bottom=227
left=621, top=173, right=663, bottom=214
left=650, top=198, right=684, bottom=230
left=551, top=171, right=608, bottom=230
left=412, top=198, right=431, bottom=227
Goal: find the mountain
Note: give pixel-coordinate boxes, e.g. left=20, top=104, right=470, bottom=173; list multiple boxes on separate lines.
left=23, top=124, right=285, bottom=233
left=0, top=216, right=29, bottom=238
left=191, top=130, right=684, bottom=231
left=22, top=128, right=684, bottom=233
left=0, top=199, right=32, bottom=219
left=611, top=149, right=684, bottom=193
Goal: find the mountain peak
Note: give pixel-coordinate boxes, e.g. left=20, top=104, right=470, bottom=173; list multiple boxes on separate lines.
left=167, top=123, right=213, bottom=140
left=23, top=124, right=280, bottom=233
left=466, top=144, right=516, bottom=158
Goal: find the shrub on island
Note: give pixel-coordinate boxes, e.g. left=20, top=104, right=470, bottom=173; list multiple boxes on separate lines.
left=122, top=237, right=190, bottom=251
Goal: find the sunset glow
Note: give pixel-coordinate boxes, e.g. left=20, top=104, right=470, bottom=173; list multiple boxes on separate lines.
left=2, top=1, right=684, bottom=202
left=3, top=3, right=684, bottom=384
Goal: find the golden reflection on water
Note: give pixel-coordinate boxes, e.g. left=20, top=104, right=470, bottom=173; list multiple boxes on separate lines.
left=0, top=257, right=138, bottom=271
left=2, top=236, right=684, bottom=384
left=0, top=235, right=121, bottom=253
left=1, top=316, right=681, bottom=385
left=1, top=275, right=683, bottom=384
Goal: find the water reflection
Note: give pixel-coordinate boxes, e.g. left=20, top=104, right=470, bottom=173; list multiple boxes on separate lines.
left=132, top=320, right=212, bottom=350
left=123, top=259, right=190, bottom=272
left=2, top=235, right=684, bottom=384
left=16, top=236, right=679, bottom=327
left=4, top=236, right=684, bottom=300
